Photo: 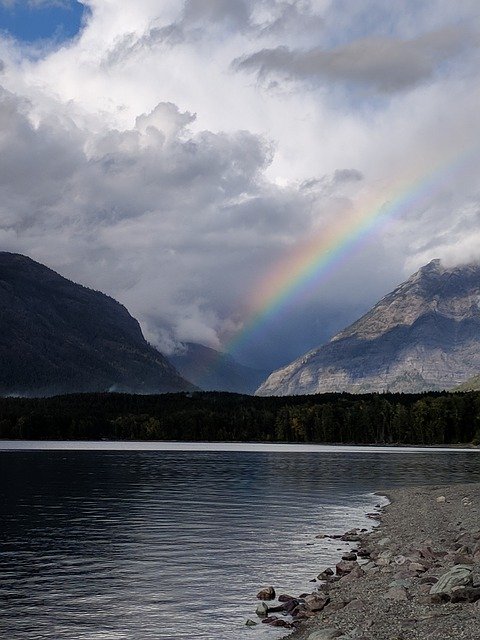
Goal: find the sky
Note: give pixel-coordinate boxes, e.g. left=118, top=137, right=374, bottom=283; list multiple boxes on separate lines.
left=0, top=1, right=480, bottom=372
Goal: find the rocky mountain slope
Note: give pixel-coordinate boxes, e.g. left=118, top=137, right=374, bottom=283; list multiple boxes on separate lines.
left=256, top=259, right=480, bottom=395
left=169, top=342, right=268, bottom=394
left=456, top=374, right=480, bottom=392
left=0, top=252, right=193, bottom=396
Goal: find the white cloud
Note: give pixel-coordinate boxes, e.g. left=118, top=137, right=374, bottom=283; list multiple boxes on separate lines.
left=1, top=0, right=480, bottom=368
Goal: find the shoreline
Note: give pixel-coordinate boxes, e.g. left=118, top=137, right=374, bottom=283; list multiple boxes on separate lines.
left=1, top=439, right=480, bottom=452
left=252, top=481, right=480, bottom=639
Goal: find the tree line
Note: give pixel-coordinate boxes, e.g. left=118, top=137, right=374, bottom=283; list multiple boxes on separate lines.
left=1, top=390, right=480, bottom=445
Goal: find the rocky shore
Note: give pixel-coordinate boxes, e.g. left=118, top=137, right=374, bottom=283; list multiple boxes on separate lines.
left=251, top=482, right=480, bottom=639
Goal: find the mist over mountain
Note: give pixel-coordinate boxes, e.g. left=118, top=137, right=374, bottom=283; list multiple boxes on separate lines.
left=0, top=253, right=193, bottom=396
left=257, top=260, right=480, bottom=396
left=169, top=342, right=269, bottom=395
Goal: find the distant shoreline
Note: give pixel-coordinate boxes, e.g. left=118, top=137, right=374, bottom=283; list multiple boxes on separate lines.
left=1, top=440, right=480, bottom=452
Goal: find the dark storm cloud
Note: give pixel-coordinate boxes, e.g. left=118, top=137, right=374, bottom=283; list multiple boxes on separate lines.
left=233, top=26, right=479, bottom=93
left=0, top=85, right=356, bottom=358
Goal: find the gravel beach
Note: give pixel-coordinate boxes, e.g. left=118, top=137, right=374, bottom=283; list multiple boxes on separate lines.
left=256, top=482, right=480, bottom=639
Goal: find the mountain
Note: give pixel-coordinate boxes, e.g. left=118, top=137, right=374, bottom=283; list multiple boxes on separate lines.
left=169, top=342, right=268, bottom=394
left=256, top=259, right=480, bottom=396
left=456, top=375, right=480, bottom=392
left=0, top=252, right=193, bottom=396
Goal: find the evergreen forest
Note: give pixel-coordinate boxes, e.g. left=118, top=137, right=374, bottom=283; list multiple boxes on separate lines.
left=1, top=390, right=480, bottom=445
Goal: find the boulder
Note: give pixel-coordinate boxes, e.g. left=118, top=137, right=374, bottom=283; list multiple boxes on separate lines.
left=305, top=593, right=330, bottom=612
left=430, top=565, right=473, bottom=595
left=336, top=560, right=359, bottom=576
left=277, top=593, right=296, bottom=602
left=255, top=602, right=269, bottom=617
left=256, top=586, right=276, bottom=600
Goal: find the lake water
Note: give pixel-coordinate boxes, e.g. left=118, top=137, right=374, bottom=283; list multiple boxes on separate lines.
left=1, top=442, right=480, bottom=640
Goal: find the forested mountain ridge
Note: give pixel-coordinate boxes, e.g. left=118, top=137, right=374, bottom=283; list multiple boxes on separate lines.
left=0, top=252, right=193, bottom=396
left=257, top=260, right=480, bottom=396
left=169, top=342, right=268, bottom=394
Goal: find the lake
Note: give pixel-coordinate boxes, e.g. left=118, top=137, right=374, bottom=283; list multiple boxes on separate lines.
left=1, top=442, right=480, bottom=639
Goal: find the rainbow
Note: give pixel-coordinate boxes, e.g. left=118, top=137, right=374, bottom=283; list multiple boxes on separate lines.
left=225, top=143, right=480, bottom=360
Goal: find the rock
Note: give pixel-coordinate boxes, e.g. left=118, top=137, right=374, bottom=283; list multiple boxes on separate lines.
left=245, top=619, right=257, bottom=626
left=419, top=546, right=437, bottom=560
left=256, top=586, right=275, bottom=600
left=327, top=600, right=348, bottom=612
left=261, top=616, right=277, bottom=624
left=255, top=602, right=269, bottom=617
left=270, top=619, right=292, bottom=628
left=342, top=552, right=357, bottom=561
left=409, top=562, right=427, bottom=573
left=318, top=568, right=334, bottom=580
left=377, top=537, right=391, bottom=547
left=375, top=558, right=390, bottom=567
left=436, top=496, right=446, bottom=503
left=430, top=565, right=473, bottom=595
left=340, top=565, right=365, bottom=582
left=394, top=554, right=407, bottom=565
left=384, top=586, right=410, bottom=601
left=283, top=598, right=299, bottom=613
left=278, top=593, right=296, bottom=602
left=345, top=598, right=366, bottom=612
left=341, top=530, right=361, bottom=542
left=450, top=587, right=480, bottom=603
left=336, top=560, right=360, bottom=576
left=472, top=566, right=480, bottom=588
left=304, top=593, right=330, bottom=612
left=266, top=604, right=285, bottom=613
left=389, top=578, right=412, bottom=588
left=306, top=628, right=343, bottom=640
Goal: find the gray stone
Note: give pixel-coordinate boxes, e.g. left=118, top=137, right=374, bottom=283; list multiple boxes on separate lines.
left=389, top=578, right=412, bottom=588
left=245, top=619, right=257, bottom=626
left=255, top=602, right=269, bottom=617
left=384, top=586, right=410, bottom=601
left=430, top=565, right=473, bottom=595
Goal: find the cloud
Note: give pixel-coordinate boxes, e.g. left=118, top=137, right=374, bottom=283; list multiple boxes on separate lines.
left=234, top=26, right=479, bottom=93
left=1, top=0, right=480, bottom=371
left=1, top=85, right=352, bottom=363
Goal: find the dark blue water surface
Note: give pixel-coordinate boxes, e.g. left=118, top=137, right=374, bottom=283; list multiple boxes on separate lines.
left=1, top=443, right=480, bottom=639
